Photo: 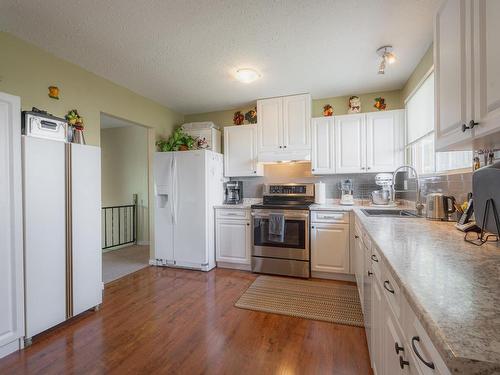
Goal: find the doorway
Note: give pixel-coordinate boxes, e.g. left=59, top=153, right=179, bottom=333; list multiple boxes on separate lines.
left=100, top=113, right=150, bottom=283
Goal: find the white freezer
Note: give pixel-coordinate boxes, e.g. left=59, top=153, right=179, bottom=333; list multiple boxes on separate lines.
left=153, top=150, right=223, bottom=271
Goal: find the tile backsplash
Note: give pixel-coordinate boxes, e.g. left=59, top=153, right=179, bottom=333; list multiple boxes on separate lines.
left=231, top=162, right=473, bottom=205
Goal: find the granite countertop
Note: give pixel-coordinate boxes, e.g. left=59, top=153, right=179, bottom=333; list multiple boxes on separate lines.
left=353, top=208, right=500, bottom=374
left=214, top=198, right=261, bottom=209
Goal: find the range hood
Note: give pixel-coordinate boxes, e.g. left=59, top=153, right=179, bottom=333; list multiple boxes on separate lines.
left=258, top=149, right=311, bottom=163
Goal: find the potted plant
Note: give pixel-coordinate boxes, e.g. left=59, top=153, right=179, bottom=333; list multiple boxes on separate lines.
left=156, top=127, right=196, bottom=152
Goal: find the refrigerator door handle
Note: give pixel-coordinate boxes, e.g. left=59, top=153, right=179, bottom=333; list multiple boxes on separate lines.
left=172, top=156, right=178, bottom=225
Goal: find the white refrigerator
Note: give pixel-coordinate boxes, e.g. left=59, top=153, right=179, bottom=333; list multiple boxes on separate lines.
left=153, top=150, right=224, bottom=271
left=23, top=136, right=102, bottom=341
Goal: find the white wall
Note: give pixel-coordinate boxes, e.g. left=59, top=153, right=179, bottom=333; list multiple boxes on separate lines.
left=100, top=125, right=149, bottom=245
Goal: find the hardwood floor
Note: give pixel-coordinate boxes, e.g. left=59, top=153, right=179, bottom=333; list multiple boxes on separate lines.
left=0, top=267, right=372, bottom=375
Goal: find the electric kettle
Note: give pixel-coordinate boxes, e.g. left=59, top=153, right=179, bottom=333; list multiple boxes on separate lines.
left=425, top=193, right=456, bottom=221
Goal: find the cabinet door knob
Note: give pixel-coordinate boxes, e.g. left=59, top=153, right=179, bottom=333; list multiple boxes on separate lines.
left=371, top=254, right=378, bottom=262
left=253, top=171, right=256, bottom=173
left=399, top=356, right=409, bottom=369
left=462, top=120, right=479, bottom=132
left=395, top=342, right=404, bottom=354
left=312, top=168, right=315, bottom=172
left=279, top=146, right=283, bottom=148
left=354, top=235, right=359, bottom=239
left=284, top=145, right=287, bottom=148
left=367, top=271, right=373, bottom=276
left=311, top=225, right=315, bottom=229
left=367, top=167, right=371, bottom=170
left=246, top=223, right=250, bottom=226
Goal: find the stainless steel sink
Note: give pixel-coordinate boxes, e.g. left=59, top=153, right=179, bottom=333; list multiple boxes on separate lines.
left=361, top=209, right=420, bottom=218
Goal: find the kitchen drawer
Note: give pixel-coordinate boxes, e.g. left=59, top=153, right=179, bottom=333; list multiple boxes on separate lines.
left=403, top=296, right=450, bottom=375
left=370, top=245, right=383, bottom=281
left=216, top=208, right=250, bottom=220
left=311, top=210, right=349, bottom=224
left=382, top=267, right=401, bottom=320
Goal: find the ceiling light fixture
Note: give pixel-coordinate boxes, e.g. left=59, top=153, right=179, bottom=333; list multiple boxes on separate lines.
left=376, top=46, right=396, bottom=75
left=235, top=68, right=261, bottom=83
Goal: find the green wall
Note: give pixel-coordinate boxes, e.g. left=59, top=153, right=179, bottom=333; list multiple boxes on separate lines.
left=401, top=44, right=434, bottom=102
left=184, top=89, right=403, bottom=129
left=0, top=32, right=184, bottom=146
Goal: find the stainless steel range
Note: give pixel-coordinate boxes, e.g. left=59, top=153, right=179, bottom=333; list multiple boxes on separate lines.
left=251, top=183, right=314, bottom=278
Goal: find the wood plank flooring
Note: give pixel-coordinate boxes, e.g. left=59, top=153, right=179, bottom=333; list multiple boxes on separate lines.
left=0, top=267, right=372, bottom=375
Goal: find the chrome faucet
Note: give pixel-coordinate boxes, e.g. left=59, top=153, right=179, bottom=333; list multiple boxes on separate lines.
left=391, top=165, right=424, bottom=216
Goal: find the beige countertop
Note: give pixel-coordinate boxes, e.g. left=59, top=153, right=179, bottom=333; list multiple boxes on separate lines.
left=353, top=208, right=500, bottom=374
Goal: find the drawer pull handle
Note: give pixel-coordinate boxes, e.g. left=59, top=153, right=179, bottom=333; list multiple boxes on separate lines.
left=411, top=336, right=435, bottom=370
left=399, top=356, right=409, bottom=369
left=395, top=342, right=404, bottom=354
left=383, top=280, right=395, bottom=294
left=367, top=271, right=373, bottom=276
left=371, top=254, right=379, bottom=262
left=354, top=235, right=359, bottom=239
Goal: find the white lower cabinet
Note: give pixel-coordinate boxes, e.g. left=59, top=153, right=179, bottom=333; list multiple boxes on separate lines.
left=311, top=223, right=349, bottom=273
left=310, top=211, right=351, bottom=278
left=215, top=209, right=251, bottom=269
left=355, top=217, right=450, bottom=375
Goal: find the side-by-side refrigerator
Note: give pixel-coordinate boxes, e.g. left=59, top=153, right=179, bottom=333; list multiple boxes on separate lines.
left=23, top=136, right=102, bottom=341
left=153, top=150, right=224, bottom=271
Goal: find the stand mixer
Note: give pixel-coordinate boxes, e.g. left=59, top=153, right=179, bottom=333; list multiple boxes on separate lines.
left=371, top=173, right=395, bottom=206
left=339, top=179, right=354, bottom=205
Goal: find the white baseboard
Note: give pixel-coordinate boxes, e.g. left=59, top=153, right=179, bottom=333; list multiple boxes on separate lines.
left=216, top=261, right=252, bottom=271
left=0, top=339, right=22, bottom=359
left=311, top=271, right=356, bottom=282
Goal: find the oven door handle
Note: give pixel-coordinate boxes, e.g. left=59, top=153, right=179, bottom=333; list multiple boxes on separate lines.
left=251, top=212, right=309, bottom=219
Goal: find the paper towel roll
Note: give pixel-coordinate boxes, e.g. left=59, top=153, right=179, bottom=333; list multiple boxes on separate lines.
left=315, top=182, right=326, bottom=204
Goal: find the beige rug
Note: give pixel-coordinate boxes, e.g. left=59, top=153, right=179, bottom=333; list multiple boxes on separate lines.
left=235, top=275, right=364, bottom=327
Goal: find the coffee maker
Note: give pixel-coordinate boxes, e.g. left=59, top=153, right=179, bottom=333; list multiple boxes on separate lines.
left=224, top=181, right=243, bottom=204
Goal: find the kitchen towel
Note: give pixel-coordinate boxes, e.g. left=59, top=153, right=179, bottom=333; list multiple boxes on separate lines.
left=315, top=182, right=326, bottom=204
left=268, top=213, right=285, bottom=242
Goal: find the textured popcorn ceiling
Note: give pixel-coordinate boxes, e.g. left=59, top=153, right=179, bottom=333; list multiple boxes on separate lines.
left=0, top=0, right=440, bottom=114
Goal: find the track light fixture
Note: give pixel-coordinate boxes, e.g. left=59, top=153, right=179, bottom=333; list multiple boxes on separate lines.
left=377, top=46, right=396, bottom=75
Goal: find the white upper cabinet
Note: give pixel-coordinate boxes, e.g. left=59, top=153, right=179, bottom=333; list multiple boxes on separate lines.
left=435, top=0, right=500, bottom=150
left=473, top=0, right=500, bottom=140
left=257, top=97, right=282, bottom=152
left=311, top=117, right=335, bottom=174
left=224, top=125, right=263, bottom=177
left=435, top=0, right=472, bottom=151
left=366, top=110, right=404, bottom=172
left=335, top=113, right=366, bottom=173
left=0, top=92, right=24, bottom=358
left=257, top=94, right=311, bottom=161
left=282, top=94, right=311, bottom=151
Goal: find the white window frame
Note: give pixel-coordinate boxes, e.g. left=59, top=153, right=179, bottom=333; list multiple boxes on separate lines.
left=404, top=66, right=472, bottom=176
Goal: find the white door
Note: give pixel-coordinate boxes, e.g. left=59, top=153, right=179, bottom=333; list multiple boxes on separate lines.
left=366, top=110, right=404, bottom=172
left=435, top=0, right=472, bottom=150
left=335, top=114, right=366, bottom=173
left=172, top=151, right=207, bottom=268
left=224, top=125, right=261, bottom=177
left=383, top=309, right=405, bottom=375
left=153, top=152, right=174, bottom=264
left=216, top=219, right=251, bottom=264
left=473, top=0, right=500, bottom=138
left=311, top=223, right=349, bottom=273
left=257, top=97, right=283, bottom=152
left=0, top=93, right=23, bottom=356
left=282, top=94, right=311, bottom=151
left=311, top=117, right=335, bottom=174
left=371, top=279, right=383, bottom=375
left=23, top=137, right=67, bottom=338
left=71, top=144, right=102, bottom=316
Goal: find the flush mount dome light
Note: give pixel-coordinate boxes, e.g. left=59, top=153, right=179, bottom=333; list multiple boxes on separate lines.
left=235, top=68, right=261, bottom=83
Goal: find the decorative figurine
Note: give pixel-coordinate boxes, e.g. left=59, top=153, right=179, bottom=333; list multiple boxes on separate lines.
left=244, top=107, right=257, bottom=124
left=473, top=156, right=481, bottom=170
left=374, top=97, right=387, bottom=111
left=348, top=96, right=361, bottom=113
left=323, top=104, right=334, bottom=117
left=233, top=111, right=244, bottom=125
left=48, top=86, right=60, bottom=100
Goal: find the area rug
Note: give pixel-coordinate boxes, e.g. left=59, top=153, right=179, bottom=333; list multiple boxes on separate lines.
left=235, top=275, right=364, bottom=327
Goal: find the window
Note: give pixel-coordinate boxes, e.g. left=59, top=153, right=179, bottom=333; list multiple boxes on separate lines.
left=405, top=71, right=472, bottom=174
